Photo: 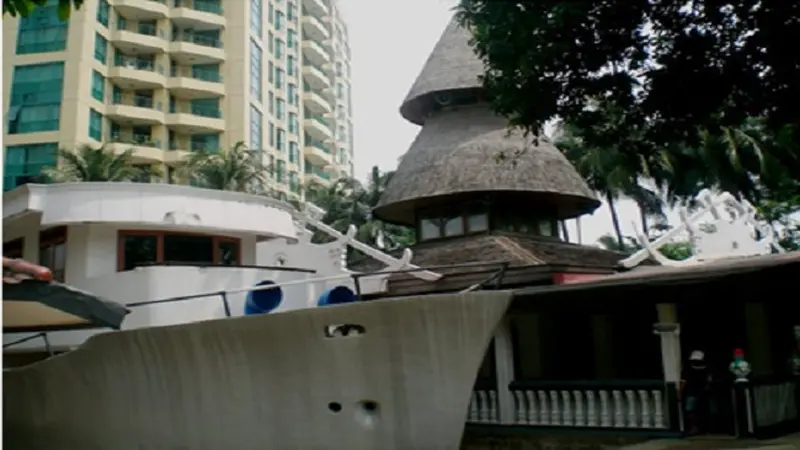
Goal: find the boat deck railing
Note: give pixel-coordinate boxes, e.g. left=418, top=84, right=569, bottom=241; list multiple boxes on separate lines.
left=3, top=261, right=510, bottom=354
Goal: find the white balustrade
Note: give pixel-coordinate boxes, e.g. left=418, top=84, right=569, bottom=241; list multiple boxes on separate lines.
left=507, top=386, right=668, bottom=429
left=467, top=390, right=500, bottom=424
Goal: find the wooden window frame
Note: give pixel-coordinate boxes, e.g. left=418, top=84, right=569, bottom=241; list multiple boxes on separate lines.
left=116, top=230, right=242, bottom=271
left=39, top=226, right=67, bottom=282
left=416, top=208, right=491, bottom=242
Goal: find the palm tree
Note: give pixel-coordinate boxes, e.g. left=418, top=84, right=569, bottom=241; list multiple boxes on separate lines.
left=306, top=166, right=415, bottom=253
left=41, top=145, right=159, bottom=183
left=556, top=123, right=637, bottom=248
left=177, top=141, right=270, bottom=194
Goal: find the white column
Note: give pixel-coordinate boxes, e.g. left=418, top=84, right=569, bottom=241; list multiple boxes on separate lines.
left=655, top=303, right=681, bottom=382
left=493, top=317, right=516, bottom=424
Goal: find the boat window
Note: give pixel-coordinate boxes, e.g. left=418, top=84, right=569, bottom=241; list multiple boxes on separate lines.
left=39, top=227, right=67, bottom=282
left=117, top=231, right=241, bottom=271
left=121, top=234, right=158, bottom=271
left=3, top=238, right=24, bottom=259
left=163, top=234, right=214, bottom=265
left=217, top=239, right=239, bottom=266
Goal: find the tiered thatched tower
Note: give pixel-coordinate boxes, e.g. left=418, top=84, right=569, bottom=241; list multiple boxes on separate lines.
left=361, top=19, right=627, bottom=296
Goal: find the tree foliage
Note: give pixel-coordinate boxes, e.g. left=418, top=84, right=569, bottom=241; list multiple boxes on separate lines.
left=456, top=0, right=800, bottom=179
left=306, top=167, right=415, bottom=263
left=177, top=142, right=271, bottom=194
left=3, top=0, right=82, bottom=20
left=42, top=145, right=160, bottom=183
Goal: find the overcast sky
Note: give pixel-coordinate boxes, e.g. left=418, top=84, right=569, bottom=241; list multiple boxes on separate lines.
left=335, top=0, right=682, bottom=246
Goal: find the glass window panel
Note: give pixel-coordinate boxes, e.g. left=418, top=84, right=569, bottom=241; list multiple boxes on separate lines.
left=444, top=216, right=464, bottom=237
left=467, top=213, right=489, bottom=232
left=163, top=234, right=214, bottom=264
left=539, top=220, right=555, bottom=237
left=420, top=219, right=441, bottom=240
left=122, top=235, right=158, bottom=270
left=218, top=240, right=239, bottom=265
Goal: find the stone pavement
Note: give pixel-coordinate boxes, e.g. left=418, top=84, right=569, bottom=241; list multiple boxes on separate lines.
left=622, top=433, right=800, bottom=450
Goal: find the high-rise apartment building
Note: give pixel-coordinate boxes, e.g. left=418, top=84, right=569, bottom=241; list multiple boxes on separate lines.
left=2, top=0, right=354, bottom=200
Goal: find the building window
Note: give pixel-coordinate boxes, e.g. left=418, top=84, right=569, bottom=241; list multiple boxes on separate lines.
left=287, top=2, right=297, bottom=21
left=268, top=31, right=274, bottom=54
left=288, top=112, right=298, bottom=134
left=267, top=61, right=274, bottom=84
left=3, top=143, right=58, bottom=191
left=268, top=3, right=274, bottom=24
left=16, top=3, right=69, bottom=54
left=250, top=104, right=263, bottom=151
left=39, top=227, right=67, bottom=282
left=250, top=39, right=263, bottom=101
left=275, top=159, right=286, bottom=183
left=276, top=128, right=286, bottom=151
left=250, top=0, right=262, bottom=36
left=190, top=134, right=220, bottom=152
left=276, top=98, right=285, bottom=120
left=287, top=83, right=298, bottom=105
left=88, top=109, right=103, bottom=141
left=269, top=122, right=275, bottom=147
left=289, top=171, right=300, bottom=193
left=275, top=10, right=284, bottom=30
left=275, top=38, right=284, bottom=59
left=91, top=70, right=105, bottom=102
left=117, top=231, right=242, bottom=271
left=417, top=210, right=491, bottom=241
left=275, top=68, right=284, bottom=90
left=97, top=0, right=109, bottom=27
left=288, top=141, right=299, bottom=163
left=8, top=62, right=65, bottom=135
left=268, top=91, right=275, bottom=114
left=287, top=29, right=296, bottom=49
left=287, top=55, right=296, bottom=76
left=94, top=33, right=108, bottom=64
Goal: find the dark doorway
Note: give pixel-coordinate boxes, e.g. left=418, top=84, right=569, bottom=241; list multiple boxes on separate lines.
left=678, top=300, right=747, bottom=436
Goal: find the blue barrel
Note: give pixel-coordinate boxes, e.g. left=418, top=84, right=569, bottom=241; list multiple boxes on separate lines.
left=317, top=285, right=357, bottom=307
left=244, top=280, right=283, bottom=315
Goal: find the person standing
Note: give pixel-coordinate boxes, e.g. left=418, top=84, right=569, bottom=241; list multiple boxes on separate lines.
left=681, top=350, right=713, bottom=435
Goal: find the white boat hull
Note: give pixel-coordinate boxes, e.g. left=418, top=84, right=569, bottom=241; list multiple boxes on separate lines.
left=4, top=291, right=512, bottom=450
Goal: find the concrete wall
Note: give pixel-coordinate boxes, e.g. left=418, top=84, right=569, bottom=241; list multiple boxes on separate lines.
left=4, top=291, right=512, bottom=450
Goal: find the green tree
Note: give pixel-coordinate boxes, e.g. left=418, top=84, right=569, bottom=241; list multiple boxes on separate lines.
left=456, top=0, right=800, bottom=179
left=555, top=119, right=666, bottom=246
left=597, top=233, right=693, bottom=261
left=41, top=145, right=159, bottom=183
left=4, top=0, right=82, bottom=20
left=177, top=142, right=270, bottom=194
left=306, top=166, right=415, bottom=262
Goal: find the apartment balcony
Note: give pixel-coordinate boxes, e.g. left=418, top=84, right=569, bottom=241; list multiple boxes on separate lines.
left=109, top=57, right=166, bottom=89
left=171, top=0, right=226, bottom=29
left=114, top=0, right=168, bottom=20
left=166, top=105, right=225, bottom=133
left=304, top=115, right=333, bottom=141
left=302, top=15, right=330, bottom=42
left=303, top=141, right=333, bottom=166
left=170, top=33, right=225, bottom=64
left=302, top=88, right=332, bottom=115
left=302, top=63, right=330, bottom=90
left=168, top=68, right=225, bottom=98
left=302, top=0, right=329, bottom=19
left=302, top=39, right=330, bottom=67
left=106, top=137, right=165, bottom=164
left=110, top=22, right=166, bottom=54
left=163, top=148, right=190, bottom=165
left=304, top=167, right=333, bottom=186
left=107, top=96, right=165, bottom=125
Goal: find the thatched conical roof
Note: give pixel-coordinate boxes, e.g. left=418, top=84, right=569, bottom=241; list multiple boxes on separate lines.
left=373, top=106, right=600, bottom=225
left=399, top=18, right=485, bottom=125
